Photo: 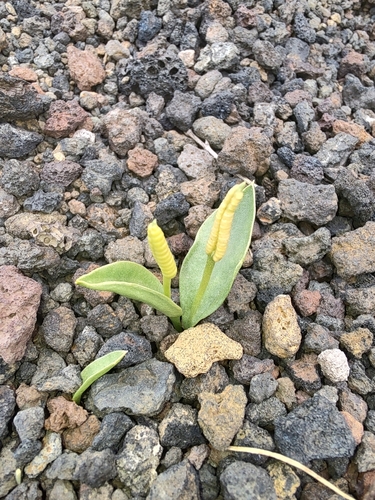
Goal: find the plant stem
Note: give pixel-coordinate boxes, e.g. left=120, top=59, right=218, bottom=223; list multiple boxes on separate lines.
left=163, top=276, right=171, bottom=298
left=170, top=316, right=182, bottom=332
left=185, top=255, right=215, bottom=328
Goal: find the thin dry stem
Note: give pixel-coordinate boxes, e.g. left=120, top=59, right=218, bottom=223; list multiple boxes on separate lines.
left=185, top=129, right=218, bottom=159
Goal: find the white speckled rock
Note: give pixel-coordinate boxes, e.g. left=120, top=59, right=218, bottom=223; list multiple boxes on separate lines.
left=262, top=295, right=301, bottom=358
left=317, top=349, right=350, bottom=383
left=165, top=323, right=243, bottom=378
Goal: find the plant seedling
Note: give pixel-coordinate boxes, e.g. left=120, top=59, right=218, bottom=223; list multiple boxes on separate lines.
left=72, top=350, right=127, bottom=404
left=76, top=180, right=256, bottom=331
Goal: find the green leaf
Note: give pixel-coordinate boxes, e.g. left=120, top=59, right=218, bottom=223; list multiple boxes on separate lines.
left=73, top=350, right=127, bottom=404
left=180, top=183, right=256, bottom=329
left=76, top=261, right=182, bottom=318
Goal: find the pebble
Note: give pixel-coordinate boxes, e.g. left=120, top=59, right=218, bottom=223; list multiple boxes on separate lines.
left=355, top=431, right=375, bottom=472
left=148, top=460, right=201, bottom=500
left=249, top=372, right=278, bottom=403
left=304, top=323, right=339, bottom=354
left=262, top=294, right=302, bottom=359
left=96, top=331, right=152, bottom=368
left=220, top=461, right=277, bottom=500
left=91, top=412, right=133, bottom=452
left=74, top=449, right=117, bottom=488
left=192, top=116, right=231, bottom=149
left=274, top=395, right=357, bottom=464
left=25, top=432, right=62, bottom=479
left=89, top=358, right=175, bottom=416
left=165, top=323, right=243, bottom=378
left=198, top=385, right=247, bottom=450
left=317, top=349, right=350, bottom=383
left=0, top=124, right=43, bottom=159
left=0, top=385, right=16, bottom=439
left=177, top=144, right=215, bottom=179
left=246, top=397, right=287, bottom=428
left=159, top=403, right=205, bottom=448
left=13, top=406, right=44, bottom=442
left=67, top=46, right=106, bottom=91
left=41, top=306, right=77, bottom=353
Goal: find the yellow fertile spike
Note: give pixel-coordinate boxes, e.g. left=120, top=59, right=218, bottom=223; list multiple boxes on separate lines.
left=206, top=183, right=245, bottom=256
left=212, top=189, right=244, bottom=262
left=147, top=220, right=177, bottom=279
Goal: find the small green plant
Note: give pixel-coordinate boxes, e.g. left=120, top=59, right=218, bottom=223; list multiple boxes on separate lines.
left=76, top=181, right=256, bottom=331
left=72, top=350, right=127, bottom=403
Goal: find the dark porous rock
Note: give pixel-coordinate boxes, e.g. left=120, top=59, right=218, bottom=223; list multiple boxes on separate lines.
left=91, top=412, right=133, bottom=452
left=278, top=179, right=338, bottom=226
left=13, top=439, right=42, bottom=468
left=220, top=461, right=277, bottom=500
left=165, top=90, right=201, bottom=132
left=0, top=238, right=60, bottom=273
left=154, top=192, right=190, bottom=225
left=303, top=323, right=339, bottom=354
left=89, top=358, right=175, bottom=416
left=247, top=81, right=274, bottom=105
left=201, top=90, right=234, bottom=120
left=344, top=287, right=375, bottom=317
left=116, top=425, right=163, bottom=497
left=137, top=10, right=162, bottom=43
left=293, top=101, right=315, bottom=134
left=71, top=326, right=103, bottom=367
left=0, top=73, right=50, bottom=122
left=1, top=160, right=39, bottom=197
left=293, top=13, right=316, bottom=43
left=96, top=331, right=152, bottom=368
left=232, top=355, right=276, bottom=385
left=289, top=155, right=324, bottom=185
left=286, top=355, right=322, bottom=394
left=0, top=385, right=16, bottom=439
left=73, top=449, right=117, bottom=488
left=233, top=421, right=275, bottom=465
left=13, top=406, right=44, bottom=441
left=274, top=395, right=357, bottom=464
left=41, top=161, right=82, bottom=188
left=147, top=460, right=201, bottom=500
left=117, top=53, right=188, bottom=100
left=348, top=360, right=374, bottom=396
left=46, top=451, right=79, bottom=481
left=129, top=201, right=153, bottom=239
left=253, top=40, right=285, bottom=71
left=87, top=304, right=123, bottom=338
left=246, top=397, right=287, bottom=429
left=81, top=159, right=123, bottom=196
left=343, top=74, right=375, bottom=111
left=0, top=124, right=43, bottom=159
left=41, top=306, right=77, bottom=353
left=3, top=480, right=43, bottom=500
left=69, top=228, right=105, bottom=261
left=224, top=310, right=262, bottom=356
left=248, top=372, right=278, bottom=403
left=140, top=314, right=169, bottom=342
left=315, top=133, right=358, bottom=171
left=283, top=228, right=331, bottom=266
left=180, top=362, right=229, bottom=402
left=227, top=271, right=257, bottom=314
left=23, top=190, right=63, bottom=214
left=355, top=431, right=375, bottom=472
left=159, top=403, right=205, bottom=448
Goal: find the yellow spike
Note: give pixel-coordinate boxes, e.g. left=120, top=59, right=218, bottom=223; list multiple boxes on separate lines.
left=147, top=220, right=177, bottom=279
left=206, top=183, right=245, bottom=256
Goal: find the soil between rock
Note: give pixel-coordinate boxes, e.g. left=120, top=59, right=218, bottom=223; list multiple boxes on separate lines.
left=1, top=0, right=375, bottom=499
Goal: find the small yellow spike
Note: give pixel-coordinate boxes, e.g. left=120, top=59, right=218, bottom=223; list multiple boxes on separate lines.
left=147, top=220, right=177, bottom=279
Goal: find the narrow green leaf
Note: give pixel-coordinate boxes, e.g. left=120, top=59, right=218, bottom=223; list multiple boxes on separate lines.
left=73, top=350, right=127, bottom=404
left=75, top=261, right=182, bottom=318
left=180, top=183, right=256, bottom=329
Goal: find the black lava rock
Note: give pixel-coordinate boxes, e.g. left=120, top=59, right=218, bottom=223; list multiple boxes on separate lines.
left=0, top=124, right=43, bottom=158
left=201, top=91, right=234, bottom=120
left=165, top=90, right=201, bottom=132
left=137, top=11, right=162, bottom=44
left=154, top=192, right=190, bottom=225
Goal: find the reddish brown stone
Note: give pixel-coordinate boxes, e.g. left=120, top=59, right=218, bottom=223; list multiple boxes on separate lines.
left=341, top=411, right=364, bottom=445
left=317, top=292, right=345, bottom=319
left=167, top=233, right=193, bottom=255
left=67, top=45, right=106, bottom=91
left=45, top=396, right=88, bottom=433
left=0, top=266, right=42, bottom=364
left=333, top=120, right=372, bottom=146
left=284, top=90, right=312, bottom=108
left=9, top=66, right=38, bottom=82
left=234, top=5, right=263, bottom=27
left=338, top=51, right=366, bottom=79
left=44, top=100, right=89, bottom=138
left=127, top=147, right=158, bottom=178
left=293, top=290, right=321, bottom=317
left=63, top=415, right=101, bottom=453
left=287, top=355, right=322, bottom=394
left=16, top=384, right=47, bottom=410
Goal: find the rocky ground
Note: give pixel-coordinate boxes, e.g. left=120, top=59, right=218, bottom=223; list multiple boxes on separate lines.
left=1, top=0, right=375, bottom=498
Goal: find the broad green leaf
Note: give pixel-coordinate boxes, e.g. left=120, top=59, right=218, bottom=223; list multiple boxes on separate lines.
left=180, top=183, right=256, bottom=329
left=73, top=350, right=127, bottom=404
left=76, top=261, right=182, bottom=318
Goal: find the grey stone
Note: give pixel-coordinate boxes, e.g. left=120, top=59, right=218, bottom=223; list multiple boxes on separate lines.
left=23, top=190, right=63, bottom=213
left=348, top=360, right=374, bottom=395
left=253, top=40, right=285, bottom=71
left=137, top=10, right=162, bottom=43
left=41, top=161, right=82, bottom=188
left=147, top=460, right=201, bottom=500
left=180, top=363, right=229, bottom=402
left=49, top=479, right=77, bottom=500
left=13, top=406, right=44, bottom=441
left=74, top=449, right=117, bottom=488
left=289, top=155, right=324, bottom=185
left=165, top=90, right=201, bottom=132
left=91, top=412, right=133, bottom=452
left=1, top=159, right=40, bottom=197
left=13, top=439, right=42, bottom=468
left=46, top=452, right=79, bottom=480
left=233, top=421, right=275, bottom=465
left=154, top=192, right=190, bottom=225
left=303, top=324, right=339, bottom=354
left=246, top=397, right=287, bottom=429
left=232, top=356, right=276, bottom=385
left=294, top=101, right=315, bottom=133
left=283, top=228, right=331, bottom=266
left=140, top=315, right=169, bottom=343
left=194, top=42, right=239, bottom=73
left=41, top=306, right=77, bottom=352
left=355, top=431, right=375, bottom=472
left=129, top=201, right=153, bottom=239
left=3, top=480, right=42, bottom=500
left=96, top=331, right=152, bottom=368
left=0, top=124, right=43, bottom=158
left=87, top=304, right=123, bottom=338
left=158, top=403, right=205, bottom=448
left=293, top=13, right=316, bottom=43
left=201, top=90, right=234, bottom=120
left=81, top=159, right=123, bottom=196
left=0, top=238, right=60, bottom=273
left=220, top=461, right=277, bottom=500
left=224, top=310, right=262, bottom=356
left=177, top=144, right=215, bottom=180
left=343, top=74, right=375, bottom=111
left=0, top=385, right=16, bottom=439
left=116, top=425, right=162, bottom=497
left=70, top=229, right=104, bottom=261
left=278, top=179, right=338, bottom=226
left=89, top=358, right=175, bottom=416
left=274, top=395, right=357, bottom=464
left=249, top=373, right=278, bottom=404
left=0, top=187, right=20, bottom=218
left=344, top=287, right=375, bottom=316
left=365, top=411, right=375, bottom=433
left=315, top=133, right=359, bottom=169
left=192, top=116, right=231, bottom=150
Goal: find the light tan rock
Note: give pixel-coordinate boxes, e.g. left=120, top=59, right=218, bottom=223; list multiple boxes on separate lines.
left=198, top=385, right=247, bottom=450
left=340, top=328, right=373, bottom=358
left=262, top=295, right=301, bottom=358
left=165, top=323, right=243, bottom=378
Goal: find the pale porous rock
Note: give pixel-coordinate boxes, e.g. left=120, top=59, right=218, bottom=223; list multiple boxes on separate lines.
left=317, top=349, right=350, bottom=383
left=25, top=432, right=62, bottom=479
left=0, top=266, right=42, bottom=364
left=330, top=222, right=375, bottom=279
left=164, top=323, right=243, bottom=378
left=340, top=328, right=373, bottom=358
left=262, top=295, right=302, bottom=359
left=67, top=46, right=106, bottom=91
left=198, top=385, right=247, bottom=450
left=177, top=144, right=215, bottom=179
left=103, top=108, right=142, bottom=157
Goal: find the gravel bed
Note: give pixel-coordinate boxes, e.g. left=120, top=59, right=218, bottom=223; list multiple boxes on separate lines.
left=1, top=0, right=375, bottom=498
